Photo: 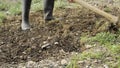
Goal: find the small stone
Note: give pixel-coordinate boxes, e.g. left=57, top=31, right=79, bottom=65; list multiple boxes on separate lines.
left=31, top=45, right=36, bottom=49
left=27, top=56, right=31, bottom=59
left=93, top=44, right=97, bottom=46
left=39, top=50, right=42, bottom=53
left=75, top=33, right=79, bottom=36
left=31, top=37, right=35, bottom=41
left=22, top=51, right=27, bottom=54
left=61, top=59, right=68, bottom=65
left=71, top=52, right=78, bottom=55
left=19, top=56, right=23, bottom=59
left=103, top=64, right=109, bottom=68
left=6, top=11, right=10, bottom=15
left=54, top=63, right=59, bottom=67
left=85, top=45, right=93, bottom=48
left=41, top=43, right=51, bottom=49
left=54, top=42, right=59, bottom=45
left=93, top=59, right=101, bottom=63
left=38, top=35, right=42, bottom=38
left=77, top=19, right=80, bottom=21
left=47, top=36, right=52, bottom=40
left=86, top=65, right=91, bottom=68
left=0, top=42, right=4, bottom=45
left=78, top=61, right=85, bottom=64
left=43, top=41, right=48, bottom=44
left=66, top=20, right=69, bottom=22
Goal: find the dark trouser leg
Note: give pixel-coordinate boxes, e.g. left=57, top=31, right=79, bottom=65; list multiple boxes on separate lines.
left=21, top=0, right=32, bottom=30
left=44, top=0, right=55, bottom=21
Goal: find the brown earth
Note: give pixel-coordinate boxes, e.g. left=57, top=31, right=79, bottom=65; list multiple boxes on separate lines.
left=0, top=7, right=119, bottom=65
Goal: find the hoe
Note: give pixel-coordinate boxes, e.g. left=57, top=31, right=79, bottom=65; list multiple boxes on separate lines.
left=73, top=0, right=120, bottom=27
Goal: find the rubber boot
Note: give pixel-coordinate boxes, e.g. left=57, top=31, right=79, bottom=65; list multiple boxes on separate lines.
left=21, top=0, right=32, bottom=30
left=43, top=0, right=55, bottom=21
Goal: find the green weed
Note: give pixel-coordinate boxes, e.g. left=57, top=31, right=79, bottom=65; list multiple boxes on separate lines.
left=0, top=2, right=9, bottom=11
left=91, top=32, right=116, bottom=44
left=104, top=7, right=112, bottom=12
left=105, top=43, right=120, bottom=54
left=9, top=2, right=21, bottom=15
left=79, top=32, right=120, bottom=68
left=31, top=0, right=69, bottom=11
left=0, top=12, right=6, bottom=25
left=31, top=0, right=43, bottom=11
left=80, top=51, right=104, bottom=60
left=80, top=32, right=118, bottom=45
left=81, top=32, right=120, bottom=54
left=66, top=55, right=79, bottom=68
left=66, top=51, right=104, bottom=68
left=55, top=0, right=68, bottom=8
left=85, top=32, right=120, bottom=54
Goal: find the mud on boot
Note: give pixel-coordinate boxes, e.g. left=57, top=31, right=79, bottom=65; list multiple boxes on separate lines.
left=21, top=22, right=30, bottom=30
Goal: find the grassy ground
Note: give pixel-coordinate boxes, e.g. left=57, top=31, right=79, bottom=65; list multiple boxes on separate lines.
left=67, top=32, right=120, bottom=68
left=0, top=0, right=69, bottom=24
left=0, top=0, right=71, bottom=14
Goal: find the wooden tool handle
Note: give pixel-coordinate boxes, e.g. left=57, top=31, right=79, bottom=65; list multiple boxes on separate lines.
left=74, top=0, right=118, bottom=23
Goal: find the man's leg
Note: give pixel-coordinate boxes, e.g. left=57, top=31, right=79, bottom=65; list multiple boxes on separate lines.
left=44, top=0, right=55, bottom=21
left=21, top=0, right=32, bottom=30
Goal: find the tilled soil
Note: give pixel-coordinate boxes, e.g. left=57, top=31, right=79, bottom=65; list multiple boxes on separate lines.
left=0, top=4, right=120, bottom=67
